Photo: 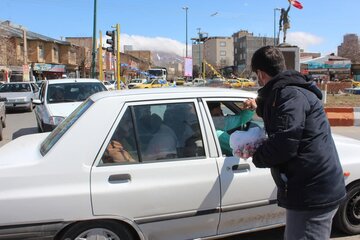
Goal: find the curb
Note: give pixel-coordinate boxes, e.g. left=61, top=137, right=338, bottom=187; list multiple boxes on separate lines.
left=325, top=107, right=360, bottom=127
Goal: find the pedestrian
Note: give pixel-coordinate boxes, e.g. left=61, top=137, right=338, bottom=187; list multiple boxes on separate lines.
left=250, top=46, right=346, bottom=240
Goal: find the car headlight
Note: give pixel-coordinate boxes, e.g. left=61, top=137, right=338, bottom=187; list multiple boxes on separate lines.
left=49, top=116, right=65, bottom=126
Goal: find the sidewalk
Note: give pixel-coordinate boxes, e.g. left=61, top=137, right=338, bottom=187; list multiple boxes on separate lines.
left=325, top=107, right=360, bottom=126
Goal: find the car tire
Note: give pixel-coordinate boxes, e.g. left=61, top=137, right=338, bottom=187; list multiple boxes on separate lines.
left=333, top=182, right=360, bottom=234
left=58, top=220, right=135, bottom=240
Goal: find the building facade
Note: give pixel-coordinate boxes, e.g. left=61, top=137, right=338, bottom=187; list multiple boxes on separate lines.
left=0, top=21, right=82, bottom=82
left=233, top=30, right=274, bottom=77
left=338, top=34, right=360, bottom=64
left=191, top=36, right=233, bottom=78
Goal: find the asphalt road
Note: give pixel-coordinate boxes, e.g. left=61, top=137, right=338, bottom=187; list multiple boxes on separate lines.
left=1, top=111, right=360, bottom=239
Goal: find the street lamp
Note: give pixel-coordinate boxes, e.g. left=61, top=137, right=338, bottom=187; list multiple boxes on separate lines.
left=182, top=6, right=189, bottom=58
left=273, top=8, right=281, bottom=46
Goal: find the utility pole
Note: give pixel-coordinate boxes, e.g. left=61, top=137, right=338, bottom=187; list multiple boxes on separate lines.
left=182, top=6, right=189, bottom=57
left=98, top=31, right=103, bottom=81
left=116, top=23, right=121, bottom=89
left=197, top=28, right=201, bottom=78
left=91, top=0, right=97, bottom=78
left=22, top=28, right=30, bottom=81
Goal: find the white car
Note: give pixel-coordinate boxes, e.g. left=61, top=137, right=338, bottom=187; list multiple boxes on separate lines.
left=127, top=78, right=147, bottom=89
left=1, top=87, right=360, bottom=240
left=33, top=78, right=107, bottom=132
left=184, top=78, right=206, bottom=87
left=103, top=80, right=115, bottom=91
left=0, top=82, right=39, bottom=112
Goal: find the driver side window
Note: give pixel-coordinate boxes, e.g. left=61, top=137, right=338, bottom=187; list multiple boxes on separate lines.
left=206, top=100, right=258, bottom=157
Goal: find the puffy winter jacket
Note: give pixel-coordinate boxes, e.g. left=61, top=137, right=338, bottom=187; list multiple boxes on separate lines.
left=253, top=70, right=346, bottom=210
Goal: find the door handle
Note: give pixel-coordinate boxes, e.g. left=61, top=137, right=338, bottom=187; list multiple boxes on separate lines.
left=108, top=174, right=131, bottom=184
left=232, top=163, right=250, bottom=173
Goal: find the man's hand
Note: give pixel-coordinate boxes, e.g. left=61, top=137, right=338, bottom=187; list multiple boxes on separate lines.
left=243, top=98, right=257, bottom=110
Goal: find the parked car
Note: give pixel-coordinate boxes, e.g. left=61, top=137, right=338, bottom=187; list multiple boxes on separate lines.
left=0, top=87, right=360, bottom=239
left=184, top=78, right=206, bottom=87
left=127, top=78, right=147, bottom=89
left=132, top=78, right=169, bottom=89
left=204, top=78, right=230, bottom=88
left=0, top=97, right=6, bottom=141
left=175, top=77, right=185, bottom=86
left=103, top=80, right=115, bottom=91
left=33, top=78, right=107, bottom=132
left=0, top=82, right=39, bottom=112
left=224, top=78, right=257, bottom=88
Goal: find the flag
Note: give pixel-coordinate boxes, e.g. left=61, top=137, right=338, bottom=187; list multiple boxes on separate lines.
left=289, top=0, right=303, bottom=9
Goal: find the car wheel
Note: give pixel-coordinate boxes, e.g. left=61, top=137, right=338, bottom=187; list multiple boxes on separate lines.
left=58, top=220, right=135, bottom=240
left=333, top=182, right=360, bottom=234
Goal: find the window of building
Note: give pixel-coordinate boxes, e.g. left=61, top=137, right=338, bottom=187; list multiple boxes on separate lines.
left=53, top=46, right=59, bottom=62
left=220, top=50, right=226, bottom=56
left=69, top=50, right=76, bottom=63
left=220, top=41, right=226, bottom=47
left=100, top=102, right=205, bottom=165
left=235, top=48, right=237, bottom=54
left=38, top=44, right=45, bottom=61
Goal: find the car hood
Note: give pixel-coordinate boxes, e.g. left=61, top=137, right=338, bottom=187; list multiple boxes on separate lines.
left=0, top=92, right=33, bottom=99
left=47, top=102, right=82, bottom=117
left=0, top=133, right=49, bottom=167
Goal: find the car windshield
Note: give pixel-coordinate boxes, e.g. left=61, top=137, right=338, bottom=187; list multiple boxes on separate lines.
left=0, top=83, right=31, bottom=92
left=40, top=99, right=93, bottom=155
left=47, top=82, right=107, bottom=103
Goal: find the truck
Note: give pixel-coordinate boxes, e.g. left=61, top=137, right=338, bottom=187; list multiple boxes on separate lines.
left=148, top=67, right=167, bottom=81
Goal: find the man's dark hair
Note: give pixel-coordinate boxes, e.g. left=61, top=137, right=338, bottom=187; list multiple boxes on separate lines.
left=251, top=46, right=286, bottom=77
left=207, top=102, right=221, bottom=112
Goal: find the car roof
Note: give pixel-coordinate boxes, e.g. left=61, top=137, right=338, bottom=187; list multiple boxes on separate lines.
left=47, top=78, right=102, bottom=85
left=90, top=87, right=257, bottom=102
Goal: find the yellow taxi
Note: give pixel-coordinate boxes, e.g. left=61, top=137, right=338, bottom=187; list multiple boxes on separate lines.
left=225, top=78, right=256, bottom=88
left=175, top=77, right=185, bottom=86
left=132, top=79, right=169, bottom=89
left=352, top=80, right=360, bottom=88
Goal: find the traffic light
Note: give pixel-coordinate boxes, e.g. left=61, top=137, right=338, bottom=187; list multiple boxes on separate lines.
left=105, top=30, right=117, bottom=54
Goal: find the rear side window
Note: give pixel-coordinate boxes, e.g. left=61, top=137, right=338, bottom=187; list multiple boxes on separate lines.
left=100, top=102, right=205, bottom=165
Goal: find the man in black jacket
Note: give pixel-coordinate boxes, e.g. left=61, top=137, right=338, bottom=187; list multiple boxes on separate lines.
left=251, top=46, right=346, bottom=240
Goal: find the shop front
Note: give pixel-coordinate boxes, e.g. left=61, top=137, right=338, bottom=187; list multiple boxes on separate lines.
left=33, top=63, right=66, bottom=80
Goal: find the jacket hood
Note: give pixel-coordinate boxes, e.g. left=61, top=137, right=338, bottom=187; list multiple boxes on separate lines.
left=258, top=70, right=322, bottom=100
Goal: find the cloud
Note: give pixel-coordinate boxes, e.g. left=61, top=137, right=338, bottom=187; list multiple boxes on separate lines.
left=115, top=34, right=187, bottom=56
left=286, top=32, right=324, bottom=51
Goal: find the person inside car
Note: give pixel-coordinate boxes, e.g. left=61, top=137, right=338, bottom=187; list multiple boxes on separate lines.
left=208, top=100, right=256, bottom=156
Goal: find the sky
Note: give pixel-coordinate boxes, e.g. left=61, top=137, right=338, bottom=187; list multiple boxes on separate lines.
left=2, top=0, right=359, bottom=57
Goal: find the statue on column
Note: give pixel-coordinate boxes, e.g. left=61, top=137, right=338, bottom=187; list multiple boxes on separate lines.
left=279, top=0, right=303, bottom=44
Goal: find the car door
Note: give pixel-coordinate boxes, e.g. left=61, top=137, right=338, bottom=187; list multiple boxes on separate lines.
left=91, top=99, right=221, bottom=240
left=202, top=98, right=285, bottom=235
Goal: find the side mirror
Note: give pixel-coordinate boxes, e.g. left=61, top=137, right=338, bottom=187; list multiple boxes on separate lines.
left=32, top=99, right=42, bottom=105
